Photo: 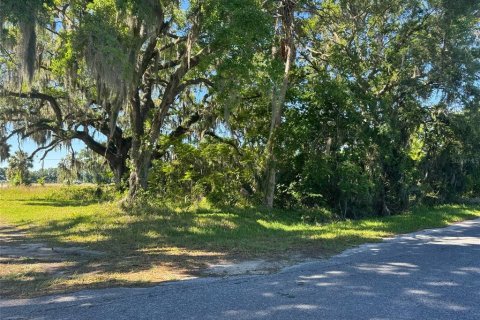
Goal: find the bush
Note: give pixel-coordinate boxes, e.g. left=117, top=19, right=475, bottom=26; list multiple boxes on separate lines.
left=37, top=176, right=46, bottom=186
left=148, top=140, right=257, bottom=208
left=45, top=185, right=118, bottom=203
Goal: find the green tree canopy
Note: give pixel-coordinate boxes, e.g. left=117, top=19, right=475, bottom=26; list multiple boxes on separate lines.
left=1, top=0, right=479, bottom=213
left=6, top=150, right=33, bottom=185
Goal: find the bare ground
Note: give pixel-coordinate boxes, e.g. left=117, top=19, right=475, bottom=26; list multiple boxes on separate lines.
left=0, top=223, right=303, bottom=298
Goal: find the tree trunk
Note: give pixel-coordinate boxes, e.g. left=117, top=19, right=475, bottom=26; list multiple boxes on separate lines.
left=264, top=160, right=277, bottom=208
left=109, top=158, right=127, bottom=190
left=127, top=159, right=149, bottom=200
left=127, top=134, right=151, bottom=200
left=263, top=0, right=296, bottom=208
left=124, top=16, right=202, bottom=202
left=126, top=88, right=148, bottom=201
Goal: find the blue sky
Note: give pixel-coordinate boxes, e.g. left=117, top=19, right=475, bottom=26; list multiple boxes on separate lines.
left=1, top=138, right=85, bottom=170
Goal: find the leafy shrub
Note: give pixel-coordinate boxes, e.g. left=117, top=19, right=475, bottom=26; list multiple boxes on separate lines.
left=148, top=140, right=257, bottom=208
left=298, top=207, right=336, bottom=224
left=37, top=176, right=46, bottom=186
left=45, top=185, right=118, bottom=203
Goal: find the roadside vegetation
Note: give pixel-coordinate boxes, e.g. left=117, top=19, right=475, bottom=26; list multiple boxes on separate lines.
left=1, top=185, right=479, bottom=298
left=1, top=0, right=479, bottom=300
left=1, top=0, right=479, bottom=215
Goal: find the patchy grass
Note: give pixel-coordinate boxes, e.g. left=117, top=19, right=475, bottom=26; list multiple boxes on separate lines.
left=1, top=185, right=479, bottom=298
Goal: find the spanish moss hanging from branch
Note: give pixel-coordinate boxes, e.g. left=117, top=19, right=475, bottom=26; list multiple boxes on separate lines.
left=18, top=17, right=37, bottom=84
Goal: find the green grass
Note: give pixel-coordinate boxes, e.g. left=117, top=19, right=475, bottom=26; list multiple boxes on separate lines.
left=1, top=185, right=479, bottom=298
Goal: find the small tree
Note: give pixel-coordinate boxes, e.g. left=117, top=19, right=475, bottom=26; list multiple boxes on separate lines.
left=0, top=167, right=6, bottom=181
left=6, top=151, right=33, bottom=185
left=57, top=154, right=82, bottom=185
left=57, top=149, right=113, bottom=185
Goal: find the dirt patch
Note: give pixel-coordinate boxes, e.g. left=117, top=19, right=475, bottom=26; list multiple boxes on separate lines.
left=0, top=223, right=107, bottom=297
left=0, top=222, right=311, bottom=298
left=0, top=225, right=103, bottom=261
left=204, top=255, right=315, bottom=276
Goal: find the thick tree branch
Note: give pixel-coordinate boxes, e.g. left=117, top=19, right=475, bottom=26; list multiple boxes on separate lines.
left=204, top=131, right=243, bottom=156
left=29, top=138, right=63, bottom=160
left=72, top=130, right=109, bottom=157
left=1, top=88, right=63, bottom=125
left=149, top=53, right=204, bottom=146
left=178, top=78, right=214, bottom=92
left=152, top=112, right=201, bottom=159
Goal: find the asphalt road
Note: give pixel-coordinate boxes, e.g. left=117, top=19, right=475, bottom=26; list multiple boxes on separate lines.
left=1, top=219, right=480, bottom=320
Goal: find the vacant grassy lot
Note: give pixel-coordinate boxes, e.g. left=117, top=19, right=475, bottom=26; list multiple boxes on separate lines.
left=1, top=185, right=479, bottom=298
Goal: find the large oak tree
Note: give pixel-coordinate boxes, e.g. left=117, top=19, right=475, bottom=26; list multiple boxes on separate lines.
left=0, top=0, right=270, bottom=198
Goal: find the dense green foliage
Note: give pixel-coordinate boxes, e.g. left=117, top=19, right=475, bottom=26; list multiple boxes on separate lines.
left=30, top=168, right=57, bottom=184
left=1, top=1, right=479, bottom=216
left=6, top=151, right=33, bottom=185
